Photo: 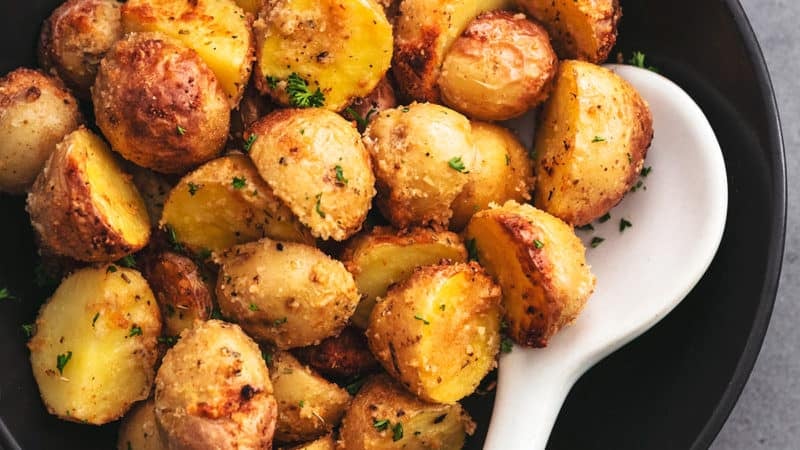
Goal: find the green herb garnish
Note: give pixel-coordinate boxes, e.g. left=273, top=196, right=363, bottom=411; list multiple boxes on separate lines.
left=592, top=136, right=606, bottom=143
left=373, top=419, right=390, bottom=431
left=619, top=218, right=632, bottom=232
left=176, top=125, right=186, bottom=136
left=533, top=239, right=545, bottom=249
left=501, top=337, right=513, bottom=354
left=21, top=323, right=35, bottom=338
left=232, top=177, right=246, bottom=190
left=243, top=134, right=258, bottom=153
left=590, top=237, right=605, bottom=248
left=392, top=422, right=404, bottom=441
left=249, top=303, right=259, bottom=312
left=414, top=315, right=430, bottom=325
left=56, top=351, right=72, bottom=375
left=273, top=317, right=288, bottom=326
left=315, top=193, right=325, bottom=218
left=344, top=106, right=377, bottom=129
left=641, top=166, right=652, bottom=177
left=448, top=156, right=467, bottom=172
left=598, top=213, right=611, bottom=223
left=286, top=73, right=325, bottom=108
left=266, top=75, right=280, bottom=89
left=188, top=182, right=200, bottom=195
left=335, top=165, right=348, bottom=185
left=466, top=238, right=479, bottom=261
left=129, top=325, right=143, bottom=337
left=0, top=287, right=14, bottom=300
left=576, top=224, right=594, bottom=232
left=118, top=254, right=136, bottom=268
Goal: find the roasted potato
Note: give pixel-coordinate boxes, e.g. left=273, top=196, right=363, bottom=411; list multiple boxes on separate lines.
left=215, top=238, right=360, bottom=349
left=0, top=68, right=81, bottom=194
left=117, top=399, right=168, bottom=450
left=27, top=127, right=151, bottom=262
left=28, top=266, right=161, bottom=424
left=38, top=0, right=123, bottom=98
left=92, top=32, right=229, bottom=174
left=392, top=0, right=512, bottom=102
left=155, top=320, right=277, bottom=449
left=281, top=434, right=335, bottom=450
left=292, top=327, right=379, bottom=379
left=341, top=226, right=467, bottom=328
left=515, top=0, right=621, bottom=63
left=464, top=201, right=595, bottom=347
left=367, top=262, right=502, bottom=403
left=270, top=351, right=351, bottom=443
left=338, top=374, right=473, bottom=449
left=449, top=121, right=534, bottom=230
left=363, top=103, right=476, bottom=228
left=121, top=0, right=254, bottom=106
left=253, top=0, right=393, bottom=112
left=533, top=60, right=653, bottom=225
left=438, top=11, right=558, bottom=121
left=129, top=165, right=176, bottom=228
left=247, top=108, right=376, bottom=241
left=160, top=154, right=313, bottom=254
left=342, top=76, right=397, bottom=131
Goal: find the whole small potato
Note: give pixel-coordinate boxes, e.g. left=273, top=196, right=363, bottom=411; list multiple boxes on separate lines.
left=0, top=68, right=81, bottom=194
left=92, top=32, right=229, bottom=174
left=438, top=11, right=558, bottom=121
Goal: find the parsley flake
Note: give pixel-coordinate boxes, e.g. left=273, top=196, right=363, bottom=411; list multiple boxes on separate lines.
left=286, top=73, right=325, bottom=108
left=576, top=224, right=594, bottom=232
left=118, top=254, right=136, bottom=268
left=176, top=125, right=186, bottom=136
left=392, top=422, right=404, bottom=441
left=501, top=337, right=513, bottom=353
left=129, top=325, right=143, bottom=337
left=262, top=351, right=273, bottom=365
left=107, top=265, right=117, bottom=273
left=598, top=213, right=611, bottom=223
left=590, top=237, right=605, bottom=248
left=298, top=400, right=305, bottom=408
left=232, top=177, right=246, bottom=189
left=21, top=323, right=35, bottom=338
left=628, top=51, right=659, bottom=72
left=414, top=315, right=430, bottom=325
left=249, top=303, right=259, bottom=312
left=273, top=317, right=288, bottom=326
left=373, top=419, right=390, bottom=431
left=534, top=239, right=545, bottom=249
left=0, top=287, right=14, bottom=300
left=448, top=156, right=467, bottom=172
left=466, top=238, right=479, bottom=261
left=197, top=248, right=212, bottom=260
left=505, top=154, right=510, bottom=166
left=243, top=134, right=258, bottom=153
left=188, top=182, right=200, bottom=195
left=165, top=224, right=183, bottom=252
left=592, top=136, right=606, bottom=143
left=158, top=335, right=179, bottom=346
left=334, top=165, right=348, bottom=185
left=315, top=193, right=326, bottom=218
left=56, top=351, right=72, bottom=374
left=345, top=377, right=366, bottom=395
left=266, top=75, right=280, bottom=89
left=344, top=106, right=377, bottom=129
left=641, top=166, right=652, bottom=177
left=619, top=218, right=632, bottom=232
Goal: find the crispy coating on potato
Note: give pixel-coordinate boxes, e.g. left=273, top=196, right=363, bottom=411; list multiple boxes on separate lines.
left=117, top=399, right=168, bottom=450
left=38, top=0, right=123, bottom=98
left=155, top=320, right=277, bottom=450
left=292, top=327, right=379, bottom=379
left=533, top=60, right=653, bottom=225
left=464, top=201, right=595, bottom=347
left=0, top=68, right=81, bottom=194
left=27, top=127, right=151, bottom=262
left=92, top=32, right=229, bottom=174
left=438, top=11, right=558, bottom=121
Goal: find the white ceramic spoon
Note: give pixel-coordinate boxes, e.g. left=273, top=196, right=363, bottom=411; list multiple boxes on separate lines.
left=484, top=65, right=728, bottom=449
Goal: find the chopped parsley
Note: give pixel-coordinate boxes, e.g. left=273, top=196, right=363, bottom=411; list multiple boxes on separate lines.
left=298, top=400, right=306, bottom=408
left=598, top=213, right=611, bottom=223
left=262, top=351, right=273, bottom=365
left=628, top=51, right=659, bottom=73
left=344, top=106, right=377, bottom=129
left=188, top=182, right=200, bottom=195
left=373, top=419, right=390, bottom=431
left=641, top=166, right=653, bottom=177
left=118, top=254, right=136, bottom=268
left=576, top=224, right=594, bottom=232
left=334, top=165, right=348, bottom=185
left=590, top=237, right=605, bottom=248
left=197, top=248, right=212, bottom=260
left=106, top=265, right=117, bottom=273
left=401, top=106, right=410, bottom=113
left=533, top=239, right=545, bottom=249
left=0, top=287, right=14, bottom=300
left=345, top=377, right=366, bottom=395
left=448, top=156, right=467, bottom=173
left=630, top=179, right=645, bottom=192
left=232, top=177, right=247, bottom=190
left=249, top=303, right=259, bottom=312
left=286, top=73, right=325, bottom=108
left=273, top=317, right=288, bottom=326
left=165, top=224, right=183, bottom=252
left=176, top=125, right=186, bottom=136
left=56, top=351, right=72, bottom=375
left=466, top=238, right=479, bottom=262
left=21, top=323, right=35, bottom=338
left=243, top=133, right=258, bottom=153
left=619, top=218, right=632, bottom=232
left=157, top=335, right=179, bottom=346
left=265, top=75, right=280, bottom=89
left=501, top=337, right=513, bottom=354
left=414, top=315, right=430, bottom=325
left=315, top=193, right=326, bottom=218
left=592, top=136, right=606, bottom=143
left=91, top=312, right=100, bottom=327
left=392, top=422, right=404, bottom=442
left=505, top=154, right=510, bottom=166
left=129, top=325, right=143, bottom=337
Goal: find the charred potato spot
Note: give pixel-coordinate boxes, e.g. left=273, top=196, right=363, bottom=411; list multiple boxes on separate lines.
left=292, top=327, right=379, bottom=378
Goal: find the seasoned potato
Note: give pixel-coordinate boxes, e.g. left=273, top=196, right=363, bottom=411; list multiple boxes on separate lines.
left=253, top=0, right=392, bottom=112
left=27, top=127, right=151, bottom=262
left=342, top=76, right=397, bottom=130
left=248, top=109, right=376, bottom=241
left=281, top=434, right=335, bottom=450
left=155, top=320, right=277, bottom=449
left=129, top=165, right=175, bottom=228
left=28, top=266, right=161, bottom=424
left=38, top=0, right=123, bottom=98
left=339, top=374, right=472, bottom=449
left=438, top=11, right=558, bottom=121
left=160, top=154, right=313, bottom=254
left=449, top=121, right=534, bottom=230
left=122, top=0, right=254, bottom=106
left=363, top=103, right=476, bottom=228
left=140, top=251, right=214, bottom=337
left=92, top=32, right=229, bottom=174
left=216, top=238, right=360, bottom=349
left=464, top=201, right=595, bottom=347
left=367, top=263, right=502, bottom=403
left=533, top=60, right=653, bottom=225
left=515, top=0, right=621, bottom=63
left=0, top=68, right=81, bottom=194
left=341, top=226, right=467, bottom=328
left=270, top=351, right=351, bottom=443
left=117, top=399, right=168, bottom=450
left=392, top=0, right=512, bottom=102
left=292, top=327, right=379, bottom=378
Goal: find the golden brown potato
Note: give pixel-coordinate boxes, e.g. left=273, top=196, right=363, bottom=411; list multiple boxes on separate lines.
left=438, top=11, right=558, bottom=121
left=121, top=0, right=254, bottom=106
left=253, top=0, right=392, bottom=112
left=338, top=374, right=473, bottom=449
left=533, top=60, right=653, bottom=225
left=160, top=154, right=313, bottom=255
left=270, top=351, right=351, bottom=443
left=28, top=266, right=161, bottom=424
left=464, top=201, right=595, bottom=347
left=155, top=320, right=277, bottom=449
left=128, top=165, right=176, bottom=229
left=117, top=399, right=168, bottom=450
left=363, top=103, right=476, bottom=228
left=449, top=121, right=534, bottom=230
left=515, top=0, right=621, bottom=63
left=27, top=127, right=151, bottom=262
left=292, top=327, right=379, bottom=379
left=0, top=68, right=81, bottom=194
left=342, top=76, right=397, bottom=131
left=341, top=226, right=467, bottom=328
left=367, top=262, right=502, bottom=403
left=215, top=238, right=360, bottom=349
left=392, top=0, right=512, bottom=102
left=92, top=32, right=229, bottom=174
left=248, top=108, right=376, bottom=241
left=281, top=434, right=335, bottom=450
left=38, top=0, right=123, bottom=98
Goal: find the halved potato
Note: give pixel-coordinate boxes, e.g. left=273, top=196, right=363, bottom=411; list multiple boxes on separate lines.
left=27, top=127, right=151, bottom=262
left=28, top=266, right=161, bottom=424
left=464, top=201, right=595, bottom=347
left=117, top=399, right=168, bottom=450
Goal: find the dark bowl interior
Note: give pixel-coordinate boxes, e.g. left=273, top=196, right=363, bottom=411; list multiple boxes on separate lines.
left=0, top=0, right=785, bottom=449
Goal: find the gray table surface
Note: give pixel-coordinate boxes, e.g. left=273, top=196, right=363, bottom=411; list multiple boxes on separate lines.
left=710, top=0, right=799, bottom=448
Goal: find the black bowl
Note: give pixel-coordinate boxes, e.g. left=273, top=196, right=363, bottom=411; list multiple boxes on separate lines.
left=0, top=0, right=785, bottom=448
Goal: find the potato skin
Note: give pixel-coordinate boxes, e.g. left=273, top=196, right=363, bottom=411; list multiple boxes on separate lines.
left=533, top=60, right=653, bottom=225
left=155, top=320, right=277, bottom=450
left=438, top=11, right=557, bottom=121
left=117, top=399, right=168, bottom=450
left=92, top=32, right=229, bottom=174
left=38, top=0, right=123, bottom=98
left=0, top=68, right=81, bottom=194
left=292, top=327, right=379, bottom=379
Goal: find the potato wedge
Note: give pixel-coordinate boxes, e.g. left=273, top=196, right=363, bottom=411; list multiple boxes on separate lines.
left=341, top=226, right=467, bottom=328
left=28, top=266, right=161, bottom=424
left=533, top=60, right=653, bottom=225
left=367, top=262, right=502, bottom=403
left=464, top=201, right=595, bottom=347
left=253, top=0, right=392, bottom=112
left=117, top=399, right=168, bottom=450
left=292, top=327, right=379, bottom=378
left=27, top=127, right=151, bottom=262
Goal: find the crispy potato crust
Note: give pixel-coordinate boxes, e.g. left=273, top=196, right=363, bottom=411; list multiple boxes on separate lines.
left=117, top=399, right=168, bottom=450
left=292, top=327, right=379, bottom=379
